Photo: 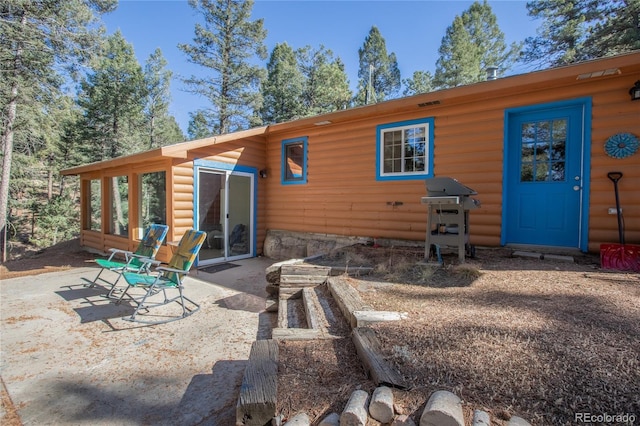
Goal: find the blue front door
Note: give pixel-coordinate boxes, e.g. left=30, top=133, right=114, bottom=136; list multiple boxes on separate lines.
left=503, top=99, right=590, bottom=250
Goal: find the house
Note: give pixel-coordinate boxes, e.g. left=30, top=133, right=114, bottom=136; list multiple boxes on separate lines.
left=62, top=52, right=640, bottom=266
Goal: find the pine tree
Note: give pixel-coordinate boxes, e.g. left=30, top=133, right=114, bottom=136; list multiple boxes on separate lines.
left=354, top=26, right=401, bottom=106
left=297, top=45, right=352, bottom=115
left=77, top=31, right=147, bottom=162
left=403, top=71, right=434, bottom=96
left=260, top=43, right=305, bottom=124
left=187, top=111, right=211, bottom=140
left=0, top=0, right=115, bottom=258
left=178, top=0, right=267, bottom=134
left=522, top=0, right=640, bottom=67
left=434, top=0, right=520, bottom=89
left=144, top=48, right=183, bottom=148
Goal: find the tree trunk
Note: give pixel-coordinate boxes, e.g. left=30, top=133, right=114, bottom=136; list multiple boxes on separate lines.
left=0, top=13, right=26, bottom=262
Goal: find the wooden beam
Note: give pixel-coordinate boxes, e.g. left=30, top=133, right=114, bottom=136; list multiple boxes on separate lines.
left=236, top=339, right=278, bottom=426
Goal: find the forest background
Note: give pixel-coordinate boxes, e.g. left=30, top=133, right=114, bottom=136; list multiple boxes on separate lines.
left=1, top=0, right=638, bottom=260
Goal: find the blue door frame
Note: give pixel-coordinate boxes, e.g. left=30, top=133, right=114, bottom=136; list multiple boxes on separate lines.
left=502, top=98, right=591, bottom=251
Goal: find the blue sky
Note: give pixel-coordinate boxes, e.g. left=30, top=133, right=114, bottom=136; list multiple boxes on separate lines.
left=101, top=0, right=541, bottom=134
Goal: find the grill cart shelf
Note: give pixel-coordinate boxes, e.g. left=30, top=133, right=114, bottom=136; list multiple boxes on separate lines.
left=421, top=177, right=480, bottom=262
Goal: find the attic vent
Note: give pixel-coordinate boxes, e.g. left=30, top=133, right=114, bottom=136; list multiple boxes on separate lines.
left=418, top=100, right=441, bottom=107
left=576, top=68, right=621, bottom=80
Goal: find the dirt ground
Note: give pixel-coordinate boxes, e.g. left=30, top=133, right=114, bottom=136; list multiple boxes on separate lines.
left=279, top=245, right=640, bottom=425
left=2, top=241, right=639, bottom=425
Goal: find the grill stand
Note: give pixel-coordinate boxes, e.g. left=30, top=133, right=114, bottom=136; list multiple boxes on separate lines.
left=423, top=198, right=472, bottom=263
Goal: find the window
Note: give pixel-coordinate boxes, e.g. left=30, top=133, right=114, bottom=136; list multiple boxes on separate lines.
left=85, top=179, right=101, bottom=231
left=376, top=117, right=434, bottom=180
left=520, top=119, right=567, bottom=182
left=110, top=175, right=129, bottom=236
left=282, top=137, right=307, bottom=184
left=138, top=171, right=166, bottom=239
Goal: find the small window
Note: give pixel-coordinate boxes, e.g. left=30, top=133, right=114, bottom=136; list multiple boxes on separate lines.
left=376, top=118, right=434, bottom=181
left=282, top=137, right=307, bottom=184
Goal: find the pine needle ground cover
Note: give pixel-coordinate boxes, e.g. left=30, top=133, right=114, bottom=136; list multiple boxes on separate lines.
left=278, top=246, right=639, bottom=425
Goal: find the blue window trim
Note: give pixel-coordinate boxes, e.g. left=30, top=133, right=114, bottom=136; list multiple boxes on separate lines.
left=502, top=97, right=592, bottom=252
left=281, top=137, right=308, bottom=185
left=192, top=159, right=258, bottom=258
left=376, top=117, right=435, bottom=181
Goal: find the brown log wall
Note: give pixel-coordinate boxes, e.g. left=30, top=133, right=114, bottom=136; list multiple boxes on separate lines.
left=263, top=69, right=640, bottom=252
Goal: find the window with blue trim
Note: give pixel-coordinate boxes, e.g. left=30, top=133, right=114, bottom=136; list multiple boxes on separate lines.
left=377, top=117, right=434, bottom=180
left=282, top=137, right=307, bottom=184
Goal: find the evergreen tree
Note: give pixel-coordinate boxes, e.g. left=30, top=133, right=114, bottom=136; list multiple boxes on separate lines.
left=434, top=0, right=520, bottom=89
left=403, top=70, right=434, bottom=96
left=77, top=31, right=146, bottom=162
left=354, top=26, right=401, bottom=105
left=522, top=0, right=640, bottom=67
left=0, top=0, right=115, bottom=257
left=260, top=42, right=305, bottom=124
left=587, top=0, right=640, bottom=58
left=297, top=45, right=352, bottom=114
left=144, top=48, right=183, bottom=148
left=187, top=111, right=211, bottom=140
left=178, top=0, right=267, bottom=134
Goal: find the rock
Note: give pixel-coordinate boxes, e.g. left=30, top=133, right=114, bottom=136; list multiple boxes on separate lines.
left=369, top=386, right=394, bottom=423
left=392, top=414, right=417, bottom=426
left=419, top=390, right=464, bottom=426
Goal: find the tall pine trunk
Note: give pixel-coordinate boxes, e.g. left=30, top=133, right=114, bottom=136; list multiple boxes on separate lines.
left=0, top=13, right=26, bottom=262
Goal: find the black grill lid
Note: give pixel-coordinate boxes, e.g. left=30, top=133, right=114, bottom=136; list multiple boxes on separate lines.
left=425, top=177, right=477, bottom=196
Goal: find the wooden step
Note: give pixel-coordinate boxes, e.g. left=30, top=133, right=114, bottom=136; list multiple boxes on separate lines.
left=352, top=327, right=408, bottom=390
left=236, top=339, right=279, bottom=425
left=280, top=264, right=330, bottom=287
left=327, top=277, right=373, bottom=329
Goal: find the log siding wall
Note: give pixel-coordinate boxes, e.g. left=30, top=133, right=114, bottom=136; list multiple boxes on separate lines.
left=67, top=54, right=640, bottom=257
left=263, top=64, right=640, bottom=252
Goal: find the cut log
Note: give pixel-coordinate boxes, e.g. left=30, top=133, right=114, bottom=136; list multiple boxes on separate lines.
left=318, top=412, right=340, bottom=426
left=236, top=339, right=278, bottom=426
left=340, top=389, right=369, bottom=426
left=281, top=264, right=331, bottom=276
left=327, top=277, right=372, bottom=329
left=280, top=275, right=328, bottom=286
left=353, top=310, right=408, bottom=327
left=368, top=386, right=394, bottom=423
left=277, top=297, right=289, bottom=329
left=419, top=390, right=464, bottom=426
left=284, top=412, right=310, bottom=426
left=271, top=328, right=320, bottom=340
left=351, top=328, right=408, bottom=389
left=302, top=287, right=322, bottom=330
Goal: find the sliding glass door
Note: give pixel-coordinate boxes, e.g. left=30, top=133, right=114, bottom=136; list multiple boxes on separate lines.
left=197, top=168, right=253, bottom=265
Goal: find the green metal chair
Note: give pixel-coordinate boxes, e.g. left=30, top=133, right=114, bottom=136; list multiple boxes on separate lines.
left=86, top=224, right=169, bottom=298
left=118, top=229, right=207, bottom=324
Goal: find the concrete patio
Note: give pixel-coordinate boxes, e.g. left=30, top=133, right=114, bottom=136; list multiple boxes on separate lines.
left=0, top=257, right=277, bottom=425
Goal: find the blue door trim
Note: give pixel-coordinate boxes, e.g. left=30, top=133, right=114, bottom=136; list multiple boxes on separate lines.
left=502, top=97, right=591, bottom=252
left=193, top=159, right=258, bottom=259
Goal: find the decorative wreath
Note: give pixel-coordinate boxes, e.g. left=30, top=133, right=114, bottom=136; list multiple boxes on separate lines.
left=604, top=132, right=639, bottom=159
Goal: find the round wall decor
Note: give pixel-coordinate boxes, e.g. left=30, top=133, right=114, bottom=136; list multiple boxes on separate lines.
left=604, top=132, right=639, bottom=159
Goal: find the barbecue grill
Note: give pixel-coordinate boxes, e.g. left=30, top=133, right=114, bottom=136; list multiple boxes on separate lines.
left=421, top=177, right=480, bottom=262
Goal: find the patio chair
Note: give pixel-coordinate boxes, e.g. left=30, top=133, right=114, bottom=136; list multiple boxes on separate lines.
left=86, top=224, right=169, bottom=298
left=117, top=229, right=207, bottom=324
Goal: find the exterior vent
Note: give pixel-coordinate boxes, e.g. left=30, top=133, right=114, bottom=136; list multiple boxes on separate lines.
left=418, top=100, right=441, bottom=107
